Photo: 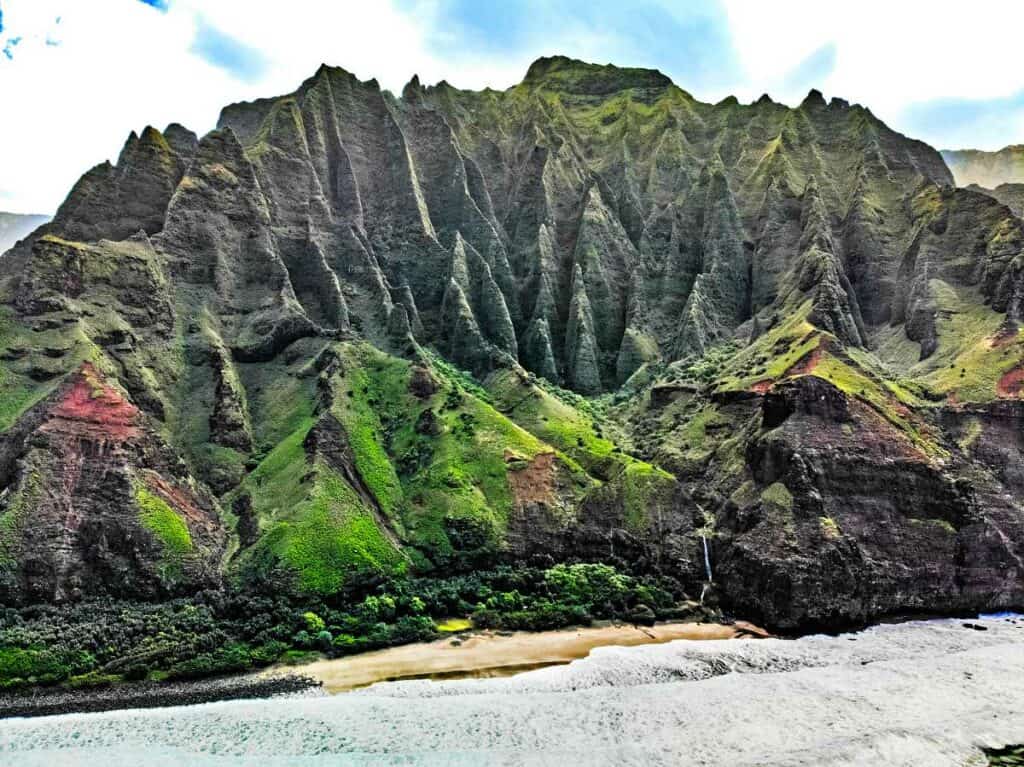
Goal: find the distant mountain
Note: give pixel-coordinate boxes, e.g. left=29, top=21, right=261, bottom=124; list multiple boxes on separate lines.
left=1, top=56, right=1023, bottom=632
left=967, top=182, right=1024, bottom=218
left=0, top=212, right=50, bottom=256
left=942, top=145, right=1024, bottom=188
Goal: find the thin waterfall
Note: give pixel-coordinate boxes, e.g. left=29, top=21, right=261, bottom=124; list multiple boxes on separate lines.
left=701, top=534, right=713, bottom=583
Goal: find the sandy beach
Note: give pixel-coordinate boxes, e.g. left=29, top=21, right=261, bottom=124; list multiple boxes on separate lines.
left=273, top=621, right=756, bottom=693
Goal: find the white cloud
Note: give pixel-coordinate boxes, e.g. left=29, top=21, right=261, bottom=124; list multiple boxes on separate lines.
left=722, top=0, right=1024, bottom=146
left=0, top=0, right=520, bottom=215
left=1, top=0, right=1024, bottom=214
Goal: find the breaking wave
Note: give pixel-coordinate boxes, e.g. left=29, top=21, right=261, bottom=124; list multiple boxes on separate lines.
left=2, top=615, right=1023, bottom=766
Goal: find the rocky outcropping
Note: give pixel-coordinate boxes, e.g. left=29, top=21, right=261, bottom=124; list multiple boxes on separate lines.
left=0, top=364, right=226, bottom=604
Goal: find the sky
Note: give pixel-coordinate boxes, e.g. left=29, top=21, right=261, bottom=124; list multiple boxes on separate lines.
left=1, top=0, right=1023, bottom=215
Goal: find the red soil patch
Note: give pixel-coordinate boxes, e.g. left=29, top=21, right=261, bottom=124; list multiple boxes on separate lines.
left=506, top=451, right=557, bottom=509
left=782, top=339, right=826, bottom=378
left=998, top=366, right=1024, bottom=397
left=834, top=399, right=926, bottom=462
left=991, top=325, right=1019, bottom=348
left=141, top=470, right=215, bottom=531
left=748, top=338, right=828, bottom=394
left=43, top=363, right=140, bottom=443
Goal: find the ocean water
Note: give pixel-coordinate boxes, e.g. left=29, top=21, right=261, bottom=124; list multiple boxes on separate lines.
left=2, top=615, right=1023, bottom=766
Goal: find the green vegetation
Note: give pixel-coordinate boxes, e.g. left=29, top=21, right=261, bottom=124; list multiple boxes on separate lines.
left=819, top=516, right=841, bottom=540
left=874, top=281, right=1019, bottom=404
left=136, top=485, right=193, bottom=558
left=134, top=483, right=194, bottom=582
left=326, top=343, right=571, bottom=568
left=0, top=646, right=95, bottom=689
left=264, top=465, right=405, bottom=594
left=713, top=302, right=818, bottom=391
left=484, top=367, right=665, bottom=483
left=0, top=310, right=55, bottom=432
left=812, top=352, right=946, bottom=458
left=0, top=470, right=41, bottom=570
left=436, top=618, right=472, bottom=632
left=621, top=462, right=676, bottom=531
left=330, top=345, right=409, bottom=518
left=761, top=482, right=794, bottom=512
left=0, top=563, right=696, bottom=690
left=987, top=745, right=1024, bottom=766
left=231, top=418, right=405, bottom=594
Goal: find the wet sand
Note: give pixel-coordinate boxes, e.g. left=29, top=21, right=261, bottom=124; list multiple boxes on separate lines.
left=275, top=621, right=752, bottom=693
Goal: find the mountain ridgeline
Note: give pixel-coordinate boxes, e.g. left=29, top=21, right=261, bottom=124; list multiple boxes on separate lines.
left=1, top=56, right=1023, bottom=630
left=943, top=145, right=1024, bottom=189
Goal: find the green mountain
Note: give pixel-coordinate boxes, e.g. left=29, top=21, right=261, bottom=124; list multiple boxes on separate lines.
left=1, top=57, right=1023, bottom=631
left=943, top=145, right=1024, bottom=188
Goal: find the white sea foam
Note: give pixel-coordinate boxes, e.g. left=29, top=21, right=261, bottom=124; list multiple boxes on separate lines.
left=1, top=615, right=1023, bottom=766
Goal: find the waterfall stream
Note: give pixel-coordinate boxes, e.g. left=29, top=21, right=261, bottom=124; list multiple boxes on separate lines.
left=701, top=534, right=713, bottom=583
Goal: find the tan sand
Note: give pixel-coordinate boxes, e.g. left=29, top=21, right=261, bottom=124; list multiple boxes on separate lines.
left=273, top=621, right=752, bottom=694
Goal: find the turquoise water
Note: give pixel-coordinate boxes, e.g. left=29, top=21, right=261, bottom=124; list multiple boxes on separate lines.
left=2, top=615, right=1023, bottom=766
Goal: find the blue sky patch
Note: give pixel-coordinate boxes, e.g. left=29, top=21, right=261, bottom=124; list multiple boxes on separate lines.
left=904, top=90, right=1024, bottom=150
left=190, top=17, right=269, bottom=82
left=783, top=43, right=836, bottom=95
left=137, top=0, right=169, bottom=11
left=411, top=0, right=742, bottom=95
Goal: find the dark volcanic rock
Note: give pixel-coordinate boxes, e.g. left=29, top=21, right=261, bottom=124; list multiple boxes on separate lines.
left=0, top=364, right=226, bottom=604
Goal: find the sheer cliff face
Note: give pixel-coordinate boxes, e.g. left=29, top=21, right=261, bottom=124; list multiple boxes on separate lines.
left=1, top=57, right=1023, bottom=627
left=210, top=57, right=958, bottom=389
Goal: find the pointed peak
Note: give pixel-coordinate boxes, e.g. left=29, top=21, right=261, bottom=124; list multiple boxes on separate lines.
left=116, top=131, right=141, bottom=166
left=164, top=122, right=194, bottom=138
left=801, top=88, right=826, bottom=108
left=308, top=62, right=374, bottom=88
left=164, top=123, right=199, bottom=155
left=755, top=93, right=774, bottom=106
left=716, top=95, right=739, bottom=108
left=138, top=126, right=172, bottom=152
left=402, top=74, right=423, bottom=103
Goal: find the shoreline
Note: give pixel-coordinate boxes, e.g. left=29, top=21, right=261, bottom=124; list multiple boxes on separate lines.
left=0, top=620, right=758, bottom=720
left=0, top=672, right=323, bottom=720
left=269, top=619, right=766, bottom=694
left=0, top=612, right=1009, bottom=721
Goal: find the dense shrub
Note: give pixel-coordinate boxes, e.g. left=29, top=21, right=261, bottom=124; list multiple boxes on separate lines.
left=0, top=563, right=689, bottom=690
